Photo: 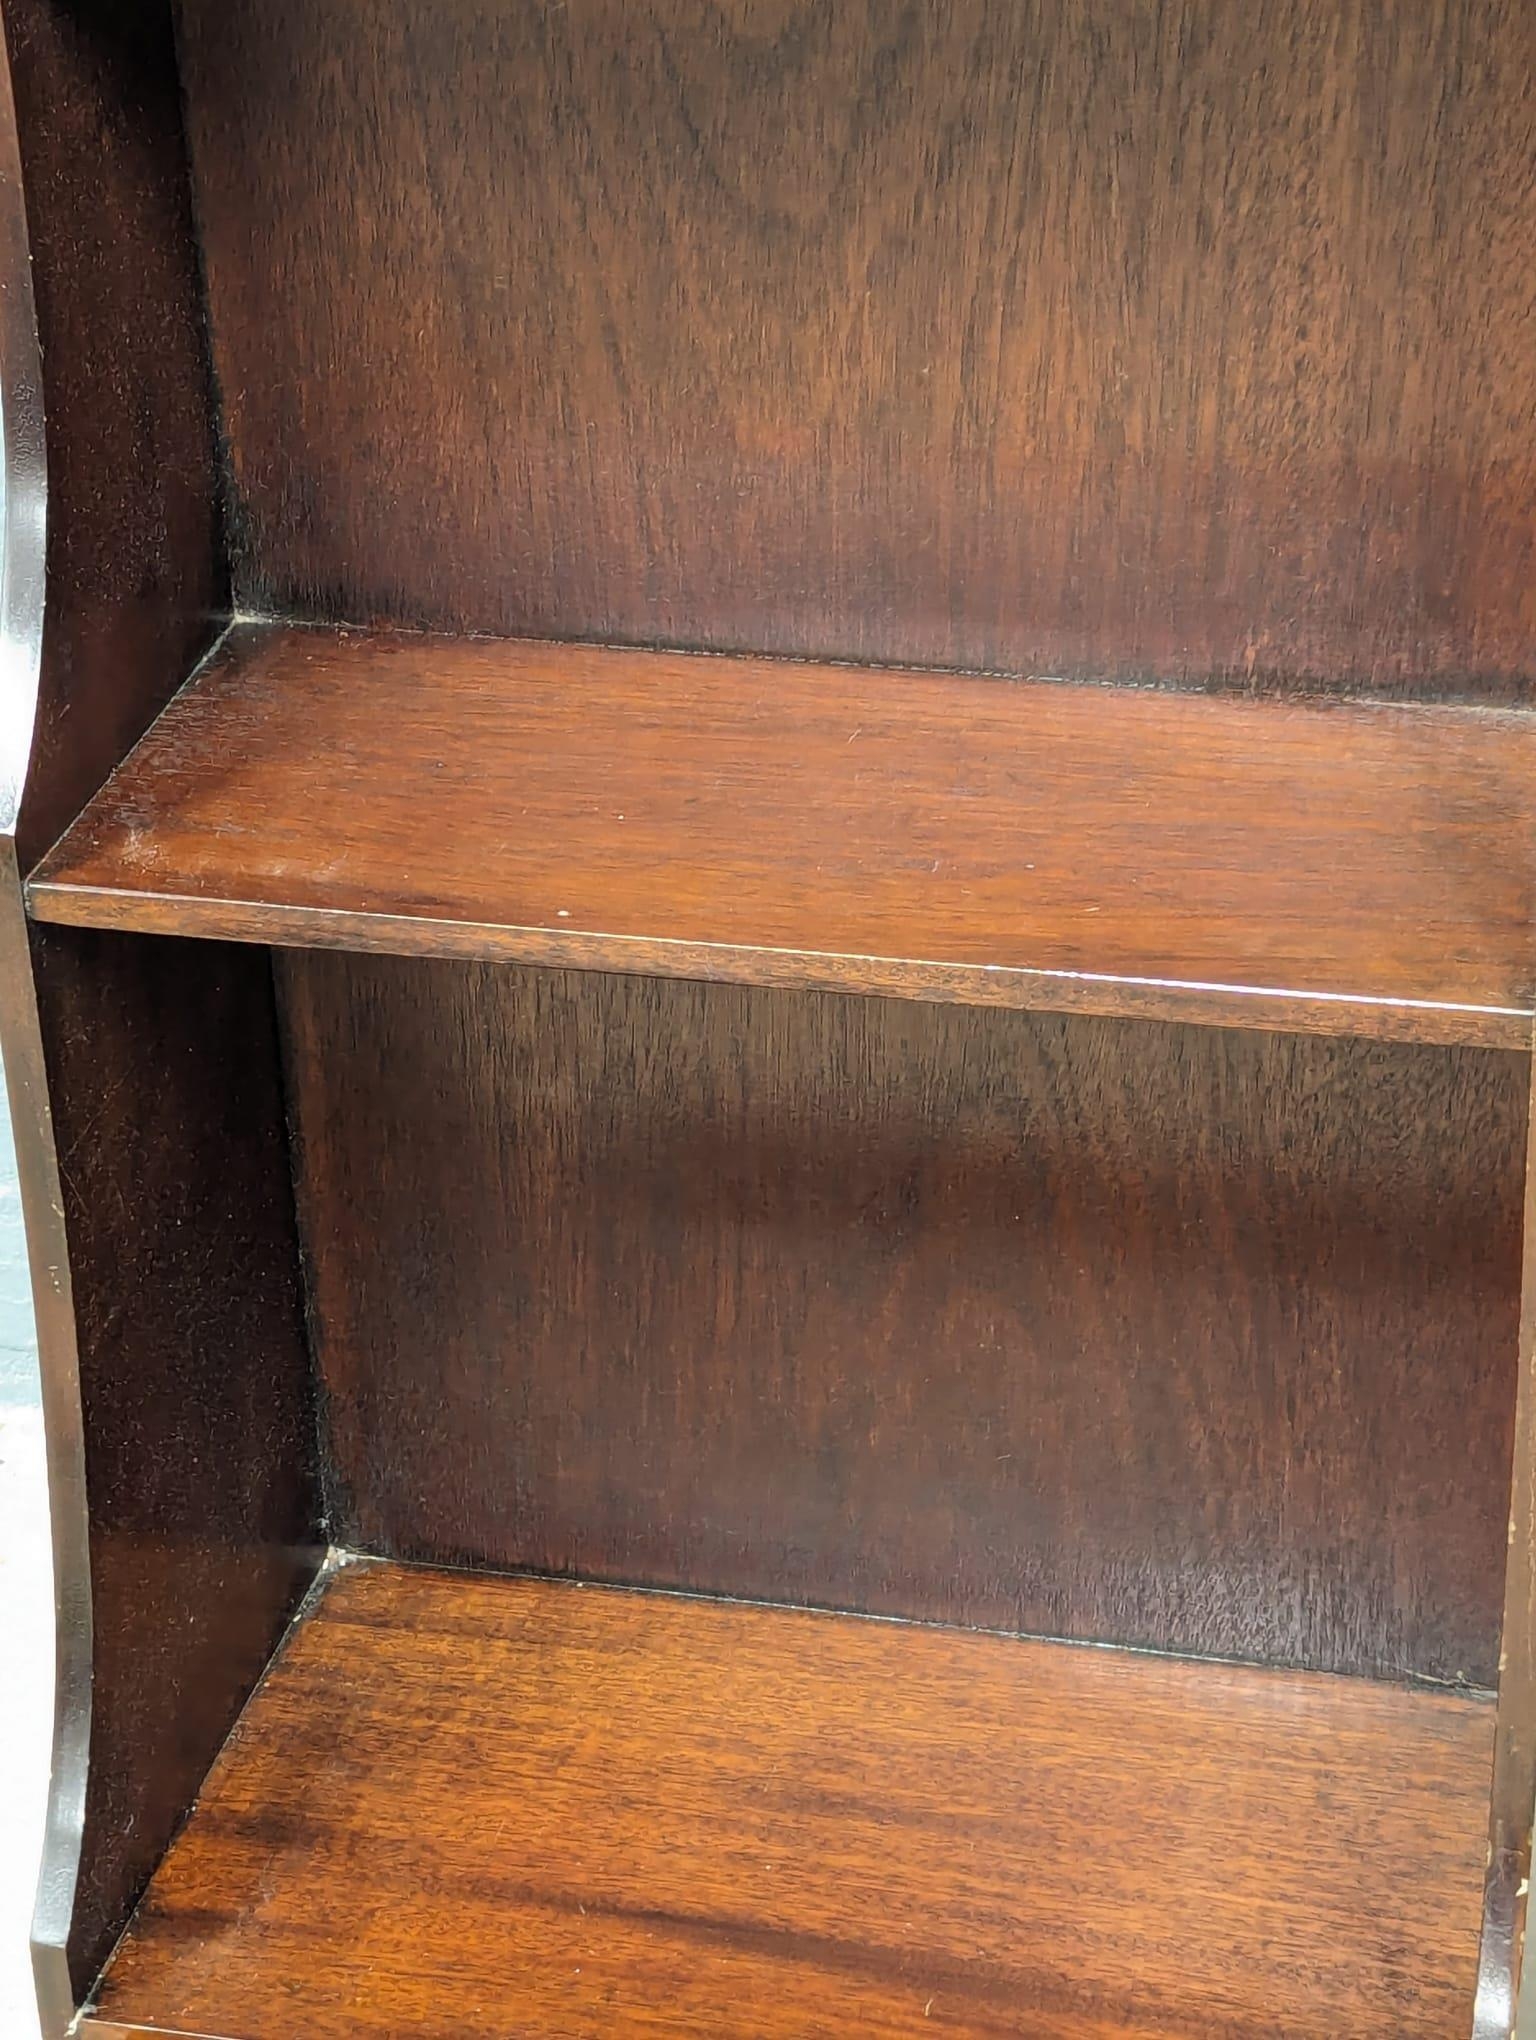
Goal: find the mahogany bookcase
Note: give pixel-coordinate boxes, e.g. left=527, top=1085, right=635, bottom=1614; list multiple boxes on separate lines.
left=2, top=4, right=1534, bottom=2036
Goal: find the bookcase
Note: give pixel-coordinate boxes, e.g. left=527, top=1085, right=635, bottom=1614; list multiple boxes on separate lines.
left=2, top=4, right=1533, bottom=2035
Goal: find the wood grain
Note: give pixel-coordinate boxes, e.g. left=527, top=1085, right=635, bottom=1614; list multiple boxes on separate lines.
left=279, top=954, right=1524, bottom=1685
left=6, top=0, right=226, bottom=872
left=27, top=623, right=1536, bottom=1046
left=82, top=1562, right=1494, bottom=2039
left=174, top=0, right=1536, bottom=696
left=1476, top=1032, right=1536, bottom=2034
left=37, top=928, right=322, bottom=1995
left=0, top=0, right=322, bottom=2006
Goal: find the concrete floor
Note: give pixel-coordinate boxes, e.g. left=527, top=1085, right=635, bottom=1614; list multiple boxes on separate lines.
left=0, top=1063, right=52, bottom=2040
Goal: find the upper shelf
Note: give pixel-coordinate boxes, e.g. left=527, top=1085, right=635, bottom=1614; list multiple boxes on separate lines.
left=25, top=622, right=1536, bottom=1047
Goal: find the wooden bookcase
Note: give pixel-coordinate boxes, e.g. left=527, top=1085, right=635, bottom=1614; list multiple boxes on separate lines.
left=1, top=5, right=1533, bottom=2036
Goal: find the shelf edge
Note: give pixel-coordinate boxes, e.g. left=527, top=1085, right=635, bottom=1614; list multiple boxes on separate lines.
left=24, top=878, right=1532, bottom=1049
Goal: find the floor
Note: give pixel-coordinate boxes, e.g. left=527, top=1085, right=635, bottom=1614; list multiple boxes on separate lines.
left=0, top=1059, right=52, bottom=2040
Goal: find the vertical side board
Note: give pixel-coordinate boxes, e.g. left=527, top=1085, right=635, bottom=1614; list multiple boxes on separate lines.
left=0, top=7, right=70, bottom=2026
left=27, top=927, right=322, bottom=2008
left=0, top=0, right=324, bottom=2021
left=1480, top=1038, right=1536, bottom=2038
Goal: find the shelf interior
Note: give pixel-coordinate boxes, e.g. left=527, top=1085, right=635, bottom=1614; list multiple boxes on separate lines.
left=26, top=621, right=1536, bottom=1045
left=81, top=1561, right=1491, bottom=2040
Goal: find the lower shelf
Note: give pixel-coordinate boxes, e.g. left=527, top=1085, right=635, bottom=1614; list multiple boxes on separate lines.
left=83, top=1563, right=1491, bottom=2039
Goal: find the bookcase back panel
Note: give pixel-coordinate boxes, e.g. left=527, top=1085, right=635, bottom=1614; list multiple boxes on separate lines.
left=175, top=0, right=1536, bottom=695
left=279, top=952, right=1524, bottom=1685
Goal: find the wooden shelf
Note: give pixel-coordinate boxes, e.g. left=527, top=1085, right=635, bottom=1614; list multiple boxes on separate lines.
left=27, top=622, right=1536, bottom=1046
left=81, top=1563, right=1488, bottom=2039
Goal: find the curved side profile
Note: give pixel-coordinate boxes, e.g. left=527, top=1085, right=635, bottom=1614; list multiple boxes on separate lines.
left=1477, top=1071, right=1536, bottom=2039
left=0, top=22, right=88, bottom=2040
left=0, top=0, right=44, bottom=840
left=0, top=1, right=321, bottom=2028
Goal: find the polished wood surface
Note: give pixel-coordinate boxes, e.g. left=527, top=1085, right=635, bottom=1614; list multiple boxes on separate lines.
left=6, top=0, right=226, bottom=873
left=38, top=928, right=322, bottom=1993
left=28, top=624, right=1536, bottom=1046
left=83, top=1562, right=1492, bottom=2039
left=175, top=0, right=1536, bottom=697
left=5, top=4, right=1533, bottom=2030
left=280, top=955, right=1523, bottom=1686
left=0, top=0, right=323, bottom=2004
left=1478, top=1033, right=1536, bottom=2033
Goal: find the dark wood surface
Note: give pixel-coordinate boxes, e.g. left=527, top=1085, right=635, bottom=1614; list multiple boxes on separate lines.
left=37, top=929, right=322, bottom=1995
left=1478, top=1034, right=1536, bottom=2034
left=28, top=624, right=1536, bottom=1046
left=174, top=0, right=1536, bottom=698
left=83, top=1562, right=1493, bottom=2039
left=5, top=0, right=226, bottom=873
left=0, top=0, right=322, bottom=2002
left=6, top=4, right=1533, bottom=2027
left=280, top=954, right=1523, bottom=1686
